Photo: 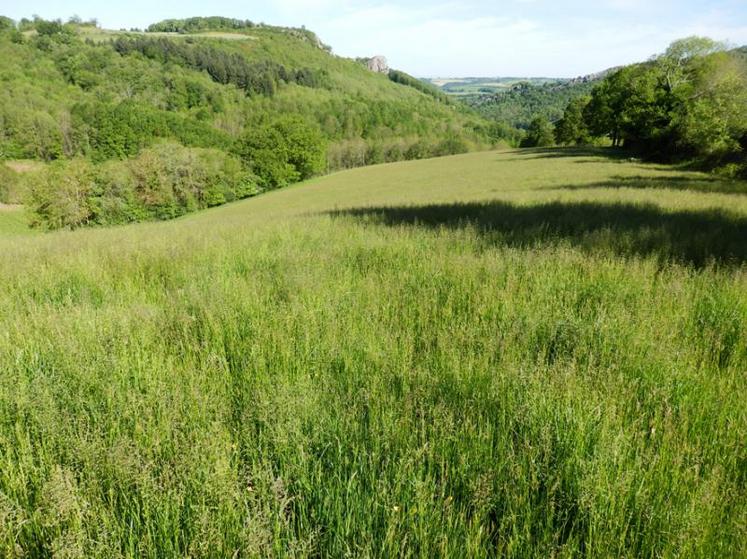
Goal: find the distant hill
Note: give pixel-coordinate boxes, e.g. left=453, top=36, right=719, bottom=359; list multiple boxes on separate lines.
left=444, top=70, right=616, bottom=129
left=0, top=16, right=489, bottom=168
left=422, top=77, right=560, bottom=96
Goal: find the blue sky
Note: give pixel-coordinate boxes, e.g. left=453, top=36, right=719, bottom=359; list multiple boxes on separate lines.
left=1, top=0, right=746, bottom=77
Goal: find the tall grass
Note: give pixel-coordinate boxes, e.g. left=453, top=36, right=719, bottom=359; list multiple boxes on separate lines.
left=0, top=206, right=31, bottom=237
left=0, top=149, right=745, bottom=557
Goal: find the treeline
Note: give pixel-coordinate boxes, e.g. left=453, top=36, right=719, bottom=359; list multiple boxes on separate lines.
left=146, top=17, right=257, bottom=33
left=522, top=38, right=747, bottom=176
left=585, top=38, right=746, bottom=170
left=21, top=115, right=326, bottom=228
left=326, top=135, right=470, bottom=170
left=388, top=70, right=452, bottom=104
left=0, top=164, right=22, bottom=204
left=112, top=37, right=323, bottom=96
left=27, top=143, right=258, bottom=228
left=144, top=17, right=332, bottom=51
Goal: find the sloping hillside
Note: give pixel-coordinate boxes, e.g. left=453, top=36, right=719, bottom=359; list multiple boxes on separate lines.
left=0, top=17, right=487, bottom=163
left=0, top=16, right=492, bottom=228
left=1, top=149, right=746, bottom=556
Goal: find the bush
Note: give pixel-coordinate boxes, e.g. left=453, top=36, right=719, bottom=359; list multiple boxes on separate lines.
left=435, top=135, right=470, bottom=156
left=405, top=139, right=436, bottom=160
left=326, top=139, right=367, bottom=171
left=384, top=139, right=406, bottom=162
left=27, top=143, right=259, bottom=229
left=27, top=159, right=97, bottom=229
left=365, top=143, right=385, bottom=165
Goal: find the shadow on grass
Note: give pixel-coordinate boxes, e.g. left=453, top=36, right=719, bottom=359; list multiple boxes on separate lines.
left=501, top=147, right=629, bottom=162
left=547, top=175, right=747, bottom=196
left=330, top=200, right=747, bottom=268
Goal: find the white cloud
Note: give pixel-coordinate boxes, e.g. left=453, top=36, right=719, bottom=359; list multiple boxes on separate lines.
left=314, top=3, right=550, bottom=75
left=306, top=0, right=747, bottom=77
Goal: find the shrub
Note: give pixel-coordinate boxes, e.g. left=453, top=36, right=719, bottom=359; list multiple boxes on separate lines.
left=27, top=143, right=259, bottom=229
left=27, top=159, right=97, bottom=229
left=384, top=139, right=406, bottom=162
left=326, top=139, right=367, bottom=171
left=405, top=139, right=435, bottom=160
left=435, top=135, right=470, bottom=156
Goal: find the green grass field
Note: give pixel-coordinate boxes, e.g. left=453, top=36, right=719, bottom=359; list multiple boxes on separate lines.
left=0, top=206, right=31, bottom=236
left=1, top=149, right=746, bottom=557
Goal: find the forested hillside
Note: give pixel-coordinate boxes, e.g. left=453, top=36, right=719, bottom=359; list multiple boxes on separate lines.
left=461, top=77, right=604, bottom=129
left=0, top=16, right=490, bottom=228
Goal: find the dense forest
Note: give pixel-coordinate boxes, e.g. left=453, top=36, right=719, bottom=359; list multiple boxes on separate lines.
left=111, top=36, right=324, bottom=95
left=552, top=38, right=747, bottom=175
left=462, top=77, right=603, bottom=129
left=0, top=16, right=491, bottom=228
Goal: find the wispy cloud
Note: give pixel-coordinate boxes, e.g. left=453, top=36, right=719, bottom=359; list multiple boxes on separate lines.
left=310, top=0, right=747, bottom=76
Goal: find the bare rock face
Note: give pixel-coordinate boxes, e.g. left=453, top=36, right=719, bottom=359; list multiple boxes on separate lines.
left=365, top=56, right=389, bottom=74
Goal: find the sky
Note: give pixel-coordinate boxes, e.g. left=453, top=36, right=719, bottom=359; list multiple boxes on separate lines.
left=1, top=0, right=746, bottom=77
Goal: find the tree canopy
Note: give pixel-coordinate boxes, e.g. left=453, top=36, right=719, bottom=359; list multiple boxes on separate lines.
left=0, top=15, right=489, bottom=229
left=580, top=38, right=747, bottom=170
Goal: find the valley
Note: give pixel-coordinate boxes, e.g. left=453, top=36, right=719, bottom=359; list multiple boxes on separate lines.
left=1, top=11, right=746, bottom=558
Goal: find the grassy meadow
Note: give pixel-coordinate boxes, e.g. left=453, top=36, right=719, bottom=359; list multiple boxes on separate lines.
left=0, top=148, right=746, bottom=557
left=0, top=206, right=31, bottom=237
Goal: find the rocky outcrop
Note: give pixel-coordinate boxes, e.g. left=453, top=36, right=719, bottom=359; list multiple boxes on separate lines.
left=358, top=56, right=389, bottom=74
left=283, top=27, right=332, bottom=52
